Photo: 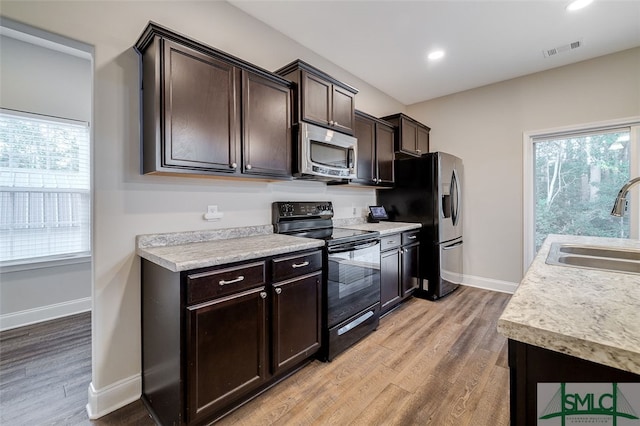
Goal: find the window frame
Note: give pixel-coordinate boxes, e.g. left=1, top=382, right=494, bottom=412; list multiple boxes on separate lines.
left=0, top=108, right=92, bottom=269
left=523, top=117, right=640, bottom=274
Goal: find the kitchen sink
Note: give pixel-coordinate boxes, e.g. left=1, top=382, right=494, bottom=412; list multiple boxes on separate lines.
left=546, top=242, right=640, bottom=275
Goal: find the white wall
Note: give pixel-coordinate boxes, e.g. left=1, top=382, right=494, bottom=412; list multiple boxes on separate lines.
left=0, top=33, right=93, bottom=329
left=0, top=0, right=405, bottom=418
left=407, top=47, right=640, bottom=288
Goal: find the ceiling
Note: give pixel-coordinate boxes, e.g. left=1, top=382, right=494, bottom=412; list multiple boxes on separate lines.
left=229, top=0, right=640, bottom=105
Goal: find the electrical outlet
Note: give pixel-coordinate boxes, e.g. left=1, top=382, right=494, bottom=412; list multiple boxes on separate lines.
left=204, top=205, right=223, bottom=221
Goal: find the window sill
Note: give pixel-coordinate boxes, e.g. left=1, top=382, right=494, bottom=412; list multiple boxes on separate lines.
left=0, top=254, right=91, bottom=273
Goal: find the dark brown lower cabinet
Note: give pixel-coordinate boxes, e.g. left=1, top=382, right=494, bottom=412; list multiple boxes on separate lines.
left=186, top=287, right=267, bottom=424
left=380, top=248, right=401, bottom=313
left=380, top=230, right=420, bottom=315
left=272, top=272, right=322, bottom=374
left=141, top=248, right=323, bottom=425
left=401, top=242, right=420, bottom=297
left=508, top=339, right=640, bottom=425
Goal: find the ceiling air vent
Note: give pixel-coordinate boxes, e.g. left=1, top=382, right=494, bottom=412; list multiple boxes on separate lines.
left=543, top=39, right=583, bottom=58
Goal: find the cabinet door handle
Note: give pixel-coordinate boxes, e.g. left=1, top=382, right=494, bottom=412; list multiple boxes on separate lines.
left=329, top=120, right=335, bottom=126
left=260, top=291, right=267, bottom=299
left=416, top=149, right=422, bottom=154
left=246, top=164, right=252, bottom=170
left=219, top=275, right=244, bottom=286
left=291, top=261, right=309, bottom=268
left=230, top=162, right=237, bottom=169
left=275, top=287, right=282, bottom=295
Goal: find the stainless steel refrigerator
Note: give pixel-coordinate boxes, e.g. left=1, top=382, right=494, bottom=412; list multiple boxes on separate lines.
left=377, top=152, right=463, bottom=300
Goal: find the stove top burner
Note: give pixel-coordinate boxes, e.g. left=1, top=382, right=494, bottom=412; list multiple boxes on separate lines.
left=289, top=227, right=379, bottom=246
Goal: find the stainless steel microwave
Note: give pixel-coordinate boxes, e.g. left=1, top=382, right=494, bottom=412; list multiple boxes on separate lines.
left=298, top=122, right=357, bottom=180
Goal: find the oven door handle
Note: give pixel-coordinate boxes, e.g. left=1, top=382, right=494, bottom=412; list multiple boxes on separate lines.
left=327, top=240, right=379, bottom=254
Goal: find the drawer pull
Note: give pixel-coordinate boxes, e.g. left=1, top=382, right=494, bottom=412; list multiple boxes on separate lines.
left=407, top=235, right=417, bottom=239
left=219, top=275, right=244, bottom=286
left=275, top=287, right=282, bottom=295
left=291, top=261, right=310, bottom=268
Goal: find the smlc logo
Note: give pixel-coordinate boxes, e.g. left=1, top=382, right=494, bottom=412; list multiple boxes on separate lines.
left=538, top=383, right=640, bottom=425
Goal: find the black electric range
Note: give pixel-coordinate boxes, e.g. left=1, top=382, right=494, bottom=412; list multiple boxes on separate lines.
left=272, top=201, right=381, bottom=361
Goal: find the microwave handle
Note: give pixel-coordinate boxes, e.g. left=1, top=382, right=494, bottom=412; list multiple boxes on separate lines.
left=348, top=148, right=355, bottom=168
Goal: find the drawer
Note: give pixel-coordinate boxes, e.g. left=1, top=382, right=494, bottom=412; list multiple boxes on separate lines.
left=187, top=261, right=266, bottom=304
left=380, top=234, right=401, bottom=251
left=272, top=250, right=322, bottom=282
left=402, top=230, right=420, bottom=245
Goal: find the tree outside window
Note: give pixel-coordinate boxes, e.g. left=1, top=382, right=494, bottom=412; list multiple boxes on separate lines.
left=534, top=130, right=630, bottom=251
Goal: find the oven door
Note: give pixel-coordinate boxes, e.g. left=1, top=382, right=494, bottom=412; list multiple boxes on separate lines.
left=326, top=239, right=381, bottom=328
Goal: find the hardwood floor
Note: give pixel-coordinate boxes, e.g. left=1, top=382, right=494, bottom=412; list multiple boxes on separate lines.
left=0, top=286, right=511, bottom=425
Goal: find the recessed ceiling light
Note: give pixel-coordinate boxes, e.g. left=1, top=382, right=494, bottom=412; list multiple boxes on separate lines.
left=566, top=0, right=594, bottom=11
left=427, top=50, right=445, bottom=60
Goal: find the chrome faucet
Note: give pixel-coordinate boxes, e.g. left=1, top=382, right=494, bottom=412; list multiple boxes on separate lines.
left=611, top=176, right=640, bottom=217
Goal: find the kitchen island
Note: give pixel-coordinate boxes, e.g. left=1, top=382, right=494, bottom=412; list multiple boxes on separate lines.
left=497, top=234, right=640, bottom=424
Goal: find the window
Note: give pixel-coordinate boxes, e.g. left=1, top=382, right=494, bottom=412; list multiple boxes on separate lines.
left=0, top=109, right=90, bottom=265
left=534, top=129, right=631, bottom=249
left=523, top=118, right=640, bottom=271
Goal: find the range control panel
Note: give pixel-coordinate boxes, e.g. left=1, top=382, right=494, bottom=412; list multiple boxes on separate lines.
left=272, top=201, right=334, bottom=221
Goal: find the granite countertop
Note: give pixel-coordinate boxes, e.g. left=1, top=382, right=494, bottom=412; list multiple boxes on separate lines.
left=136, top=220, right=421, bottom=273
left=497, top=234, right=640, bottom=375
left=137, top=226, right=324, bottom=272
left=336, top=221, right=421, bottom=236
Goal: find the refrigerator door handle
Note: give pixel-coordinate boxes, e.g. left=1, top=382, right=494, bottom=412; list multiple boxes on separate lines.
left=451, top=169, right=460, bottom=226
left=443, top=240, right=463, bottom=250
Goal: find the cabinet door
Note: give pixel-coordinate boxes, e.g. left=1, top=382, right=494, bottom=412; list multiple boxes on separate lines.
left=186, top=287, right=267, bottom=424
left=376, top=123, right=395, bottom=185
left=272, top=272, right=322, bottom=374
left=416, top=125, right=430, bottom=156
left=301, top=71, right=331, bottom=127
left=331, top=86, right=355, bottom=134
left=399, top=118, right=418, bottom=155
left=242, top=71, right=292, bottom=177
left=354, top=113, right=375, bottom=183
left=401, top=243, right=420, bottom=297
left=380, top=249, right=401, bottom=314
left=162, top=40, right=240, bottom=172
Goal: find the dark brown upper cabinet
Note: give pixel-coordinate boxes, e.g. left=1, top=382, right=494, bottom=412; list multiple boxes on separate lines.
left=276, top=60, right=358, bottom=135
left=242, top=71, right=292, bottom=177
left=352, top=110, right=395, bottom=187
left=381, top=113, right=430, bottom=158
left=134, top=22, right=292, bottom=179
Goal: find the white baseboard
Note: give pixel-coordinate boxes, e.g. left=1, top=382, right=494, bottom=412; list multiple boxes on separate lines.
left=0, top=297, right=92, bottom=331
left=462, top=274, right=518, bottom=294
left=86, top=374, right=141, bottom=420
